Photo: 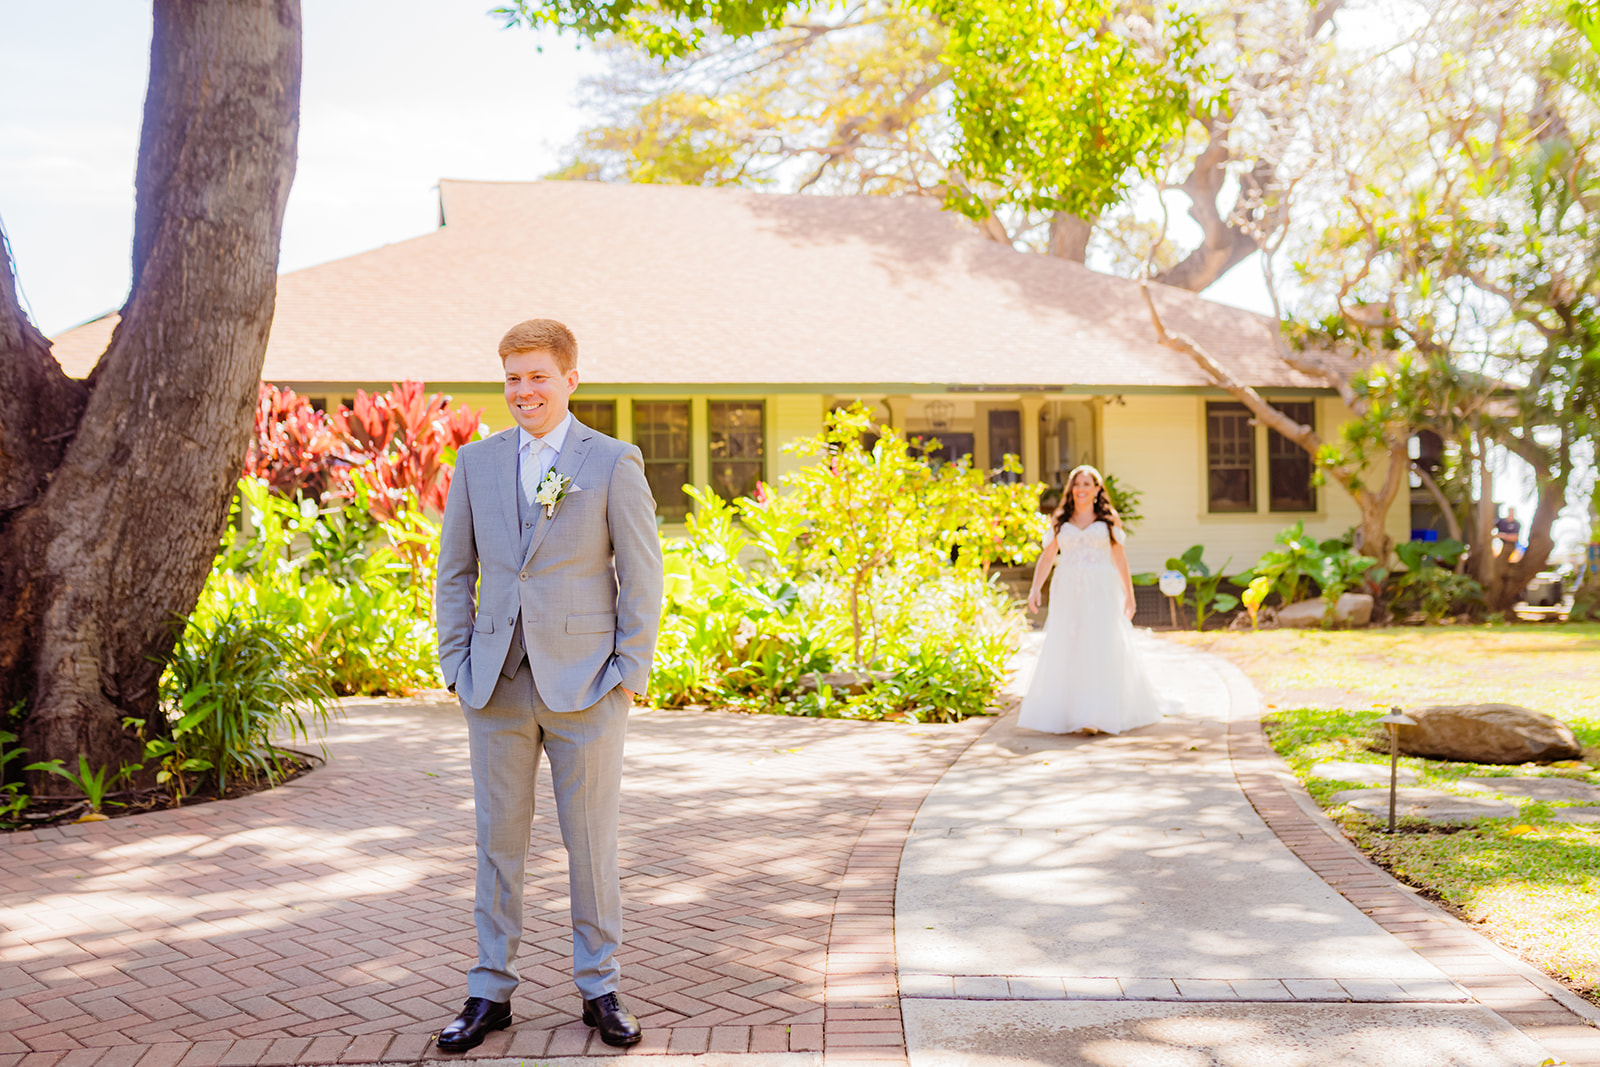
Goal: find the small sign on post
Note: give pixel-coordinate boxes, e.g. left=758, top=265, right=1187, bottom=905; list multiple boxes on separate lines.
left=1158, top=570, right=1187, bottom=629
left=1376, top=707, right=1418, bottom=833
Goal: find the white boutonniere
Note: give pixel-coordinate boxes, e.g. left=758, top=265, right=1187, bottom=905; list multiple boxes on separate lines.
left=534, top=471, right=576, bottom=518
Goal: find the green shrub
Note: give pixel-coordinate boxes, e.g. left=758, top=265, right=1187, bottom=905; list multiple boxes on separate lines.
left=1388, top=539, right=1482, bottom=622
left=652, top=408, right=1031, bottom=722
left=200, top=477, right=441, bottom=695
left=161, top=608, right=338, bottom=793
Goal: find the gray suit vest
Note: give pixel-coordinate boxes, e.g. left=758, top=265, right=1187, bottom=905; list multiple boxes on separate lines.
left=499, top=473, right=538, bottom=679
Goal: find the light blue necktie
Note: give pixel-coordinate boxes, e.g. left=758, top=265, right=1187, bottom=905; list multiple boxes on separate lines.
left=520, top=437, right=545, bottom=506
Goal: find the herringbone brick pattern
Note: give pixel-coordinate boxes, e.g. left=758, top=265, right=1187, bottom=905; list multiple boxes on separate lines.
left=1, top=702, right=989, bottom=1065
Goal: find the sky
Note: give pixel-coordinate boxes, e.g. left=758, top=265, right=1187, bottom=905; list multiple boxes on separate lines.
left=1, top=1, right=604, bottom=336
left=0, top=1, right=1275, bottom=338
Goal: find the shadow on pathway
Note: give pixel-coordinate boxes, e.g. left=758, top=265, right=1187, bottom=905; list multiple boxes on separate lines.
left=0, top=698, right=980, bottom=1064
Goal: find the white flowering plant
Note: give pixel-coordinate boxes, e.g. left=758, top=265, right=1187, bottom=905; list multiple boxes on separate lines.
left=534, top=471, right=576, bottom=518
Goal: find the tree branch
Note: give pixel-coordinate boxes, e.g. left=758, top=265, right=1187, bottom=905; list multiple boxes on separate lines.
left=1138, top=281, right=1322, bottom=453
left=1308, top=0, right=1345, bottom=37
left=0, top=224, right=90, bottom=515
left=1152, top=114, right=1273, bottom=292
left=1411, top=460, right=1462, bottom=545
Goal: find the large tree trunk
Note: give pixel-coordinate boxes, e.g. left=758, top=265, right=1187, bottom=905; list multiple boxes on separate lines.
left=1047, top=212, right=1092, bottom=263
left=0, top=0, right=300, bottom=790
left=1152, top=118, right=1279, bottom=294
left=1476, top=432, right=1571, bottom=616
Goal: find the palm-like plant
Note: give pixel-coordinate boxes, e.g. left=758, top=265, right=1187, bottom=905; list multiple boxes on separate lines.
left=161, top=610, right=337, bottom=793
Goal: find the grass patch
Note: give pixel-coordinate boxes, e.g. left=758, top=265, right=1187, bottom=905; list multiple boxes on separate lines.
left=1167, top=623, right=1600, bottom=721
left=1169, top=625, right=1600, bottom=999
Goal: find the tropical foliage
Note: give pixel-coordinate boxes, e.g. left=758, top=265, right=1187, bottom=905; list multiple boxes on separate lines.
left=157, top=609, right=338, bottom=795
left=245, top=382, right=482, bottom=518
left=194, top=479, right=443, bottom=696
left=1237, top=522, right=1386, bottom=610
left=1387, top=539, right=1483, bottom=623
left=1141, top=521, right=1494, bottom=630
left=652, top=405, right=1034, bottom=721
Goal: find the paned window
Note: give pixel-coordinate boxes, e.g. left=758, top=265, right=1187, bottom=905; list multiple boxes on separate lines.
left=633, top=401, right=691, bottom=522
left=1206, top=402, right=1256, bottom=512
left=924, top=433, right=975, bottom=467
left=709, top=401, right=765, bottom=501
left=1268, top=401, right=1317, bottom=512
left=988, top=409, right=1022, bottom=483
left=570, top=399, right=616, bottom=437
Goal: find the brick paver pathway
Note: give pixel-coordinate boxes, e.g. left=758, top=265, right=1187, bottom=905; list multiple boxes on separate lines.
left=1, top=701, right=988, bottom=1066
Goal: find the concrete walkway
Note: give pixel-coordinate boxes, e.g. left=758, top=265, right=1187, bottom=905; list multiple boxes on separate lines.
left=898, top=633, right=1597, bottom=1066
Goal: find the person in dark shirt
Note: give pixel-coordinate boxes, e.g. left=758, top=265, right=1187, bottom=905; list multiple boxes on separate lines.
left=1494, top=507, right=1521, bottom=560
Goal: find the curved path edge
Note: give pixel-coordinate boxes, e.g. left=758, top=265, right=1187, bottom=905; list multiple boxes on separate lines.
left=820, top=714, right=996, bottom=1067
left=1213, top=651, right=1600, bottom=1066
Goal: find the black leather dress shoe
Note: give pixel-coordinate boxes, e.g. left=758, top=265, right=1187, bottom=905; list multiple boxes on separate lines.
left=436, top=996, right=511, bottom=1052
left=581, top=992, right=642, bottom=1047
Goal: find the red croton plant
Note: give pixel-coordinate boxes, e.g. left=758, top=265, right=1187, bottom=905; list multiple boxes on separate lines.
left=245, top=381, right=483, bottom=516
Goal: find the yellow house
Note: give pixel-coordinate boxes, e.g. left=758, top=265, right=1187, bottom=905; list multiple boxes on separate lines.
left=49, top=179, right=1407, bottom=572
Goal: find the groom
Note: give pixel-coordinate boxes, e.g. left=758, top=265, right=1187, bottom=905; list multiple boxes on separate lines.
left=434, top=318, right=663, bottom=1051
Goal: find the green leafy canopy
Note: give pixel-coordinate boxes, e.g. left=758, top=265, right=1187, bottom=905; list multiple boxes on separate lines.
left=932, top=0, right=1217, bottom=220
left=494, top=0, right=809, bottom=57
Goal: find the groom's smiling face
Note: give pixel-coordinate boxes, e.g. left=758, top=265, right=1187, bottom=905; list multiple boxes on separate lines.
left=504, top=348, right=579, bottom=437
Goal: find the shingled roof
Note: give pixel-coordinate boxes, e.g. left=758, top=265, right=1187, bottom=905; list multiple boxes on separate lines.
left=50, top=180, right=1323, bottom=391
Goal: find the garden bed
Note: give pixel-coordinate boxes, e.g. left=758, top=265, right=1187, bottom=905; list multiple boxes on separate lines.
left=2, top=749, right=319, bottom=833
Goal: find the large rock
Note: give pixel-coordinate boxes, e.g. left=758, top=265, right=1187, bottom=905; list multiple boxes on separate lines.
left=1391, top=705, right=1583, bottom=765
left=1274, top=593, right=1375, bottom=629
left=1553, top=808, right=1600, bottom=825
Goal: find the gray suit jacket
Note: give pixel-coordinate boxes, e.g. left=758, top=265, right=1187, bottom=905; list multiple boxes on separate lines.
left=435, top=419, right=664, bottom=711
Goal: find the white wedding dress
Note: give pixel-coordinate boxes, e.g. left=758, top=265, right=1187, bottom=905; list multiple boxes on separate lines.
left=1017, top=519, right=1163, bottom=735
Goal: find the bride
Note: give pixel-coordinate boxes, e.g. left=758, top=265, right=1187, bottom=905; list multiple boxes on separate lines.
left=1019, top=465, right=1162, bottom=735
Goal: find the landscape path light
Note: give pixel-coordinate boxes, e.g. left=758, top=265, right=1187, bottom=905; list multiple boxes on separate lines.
left=1376, top=707, right=1418, bottom=833
left=1158, top=570, right=1187, bottom=629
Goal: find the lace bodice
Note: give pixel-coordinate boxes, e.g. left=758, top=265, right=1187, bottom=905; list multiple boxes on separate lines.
left=1052, top=519, right=1123, bottom=571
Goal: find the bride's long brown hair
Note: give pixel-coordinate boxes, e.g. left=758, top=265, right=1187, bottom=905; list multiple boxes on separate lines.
left=1051, top=464, right=1122, bottom=535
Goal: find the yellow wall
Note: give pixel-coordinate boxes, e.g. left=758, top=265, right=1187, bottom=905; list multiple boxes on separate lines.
left=445, top=389, right=506, bottom=432
left=457, top=388, right=819, bottom=491
left=330, top=387, right=1409, bottom=572
left=770, top=393, right=825, bottom=479
left=1103, top=396, right=1411, bottom=574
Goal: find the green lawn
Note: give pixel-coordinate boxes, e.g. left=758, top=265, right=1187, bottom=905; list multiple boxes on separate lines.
left=1167, top=625, right=1600, bottom=999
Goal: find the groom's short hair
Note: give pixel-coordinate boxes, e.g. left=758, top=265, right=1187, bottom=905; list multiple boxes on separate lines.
left=499, top=318, right=578, bottom=373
